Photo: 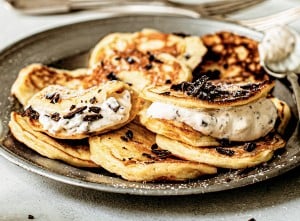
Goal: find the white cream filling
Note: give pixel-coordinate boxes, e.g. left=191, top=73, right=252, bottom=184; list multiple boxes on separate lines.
left=259, top=26, right=300, bottom=73
left=35, top=90, right=131, bottom=135
left=146, top=98, right=277, bottom=142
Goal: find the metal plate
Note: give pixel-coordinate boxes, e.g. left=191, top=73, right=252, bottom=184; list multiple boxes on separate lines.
left=0, top=16, right=299, bottom=195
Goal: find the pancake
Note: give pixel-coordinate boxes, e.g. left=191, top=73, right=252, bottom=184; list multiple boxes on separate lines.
left=156, top=133, right=286, bottom=169
left=271, top=97, right=291, bottom=135
left=22, top=81, right=141, bottom=139
left=89, top=122, right=217, bottom=181
left=141, top=75, right=275, bottom=109
left=138, top=108, right=219, bottom=147
left=11, top=63, right=88, bottom=106
left=89, top=28, right=207, bottom=71
left=84, top=52, right=191, bottom=92
left=194, top=31, right=270, bottom=83
left=9, top=112, right=98, bottom=168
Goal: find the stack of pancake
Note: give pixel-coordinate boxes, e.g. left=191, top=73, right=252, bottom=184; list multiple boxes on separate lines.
left=8, top=29, right=290, bottom=182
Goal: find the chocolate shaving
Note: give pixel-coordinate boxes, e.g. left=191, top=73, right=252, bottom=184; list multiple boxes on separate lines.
left=216, top=147, right=235, bottom=156
left=83, top=114, right=103, bottom=121
left=88, top=106, right=101, bottom=113
left=148, top=53, right=163, bottom=64
left=108, top=100, right=120, bottom=112
left=151, top=149, right=172, bottom=159
left=144, top=63, right=152, bottom=70
left=120, top=136, right=128, bottom=142
left=151, top=143, right=158, bottom=150
left=46, top=92, right=60, bottom=104
left=171, top=75, right=266, bottom=102
left=244, top=142, right=257, bottom=152
left=106, top=72, right=119, bottom=81
left=50, top=112, right=60, bottom=121
left=125, top=130, right=133, bottom=140
left=89, top=97, right=97, bottom=104
left=142, top=153, right=155, bottom=159
left=165, top=79, right=172, bottom=84
left=120, top=130, right=134, bottom=142
left=172, top=32, right=191, bottom=38
left=160, top=92, right=170, bottom=96
left=150, top=143, right=171, bottom=159
left=126, top=57, right=136, bottom=64
left=184, top=54, right=191, bottom=60
left=69, top=105, right=76, bottom=111
left=63, top=106, right=87, bottom=119
left=22, top=106, right=39, bottom=120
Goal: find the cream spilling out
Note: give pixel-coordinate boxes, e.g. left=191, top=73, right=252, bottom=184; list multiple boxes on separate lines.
left=259, top=26, right=300, bottom=73
left=25, top=84, right=132, bottom=136
left=146, top=98, right=277, bottom=142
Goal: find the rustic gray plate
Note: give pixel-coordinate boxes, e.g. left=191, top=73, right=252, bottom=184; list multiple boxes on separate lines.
left=0, top=16, right=299, bottom=195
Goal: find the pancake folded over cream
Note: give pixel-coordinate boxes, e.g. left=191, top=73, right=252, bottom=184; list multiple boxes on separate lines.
left=17, top=81, right=141, bottom=139
left=140, top=75, right=290, bottom=169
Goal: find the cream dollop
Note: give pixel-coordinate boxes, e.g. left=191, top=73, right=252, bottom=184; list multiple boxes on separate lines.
left=146, top=98, right=277, bottom=142
left=259, top=26, right=300, bottom=72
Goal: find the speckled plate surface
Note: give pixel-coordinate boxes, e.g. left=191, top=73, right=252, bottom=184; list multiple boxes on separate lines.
left=0, top=16, right=299, bottom=195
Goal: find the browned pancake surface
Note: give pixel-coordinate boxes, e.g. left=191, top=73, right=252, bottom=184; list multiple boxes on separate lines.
left=194, top=31, right=270, bottom=82
left=141, top=76, right=275, bottom=109
left=89, top=122, right=217, bottom=181
left=9, top=112, right=98, bottom=167
left=156, top=133, right=286, bottom=169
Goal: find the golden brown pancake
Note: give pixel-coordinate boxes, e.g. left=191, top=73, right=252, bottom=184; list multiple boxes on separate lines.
left=89, top=122, right=217, bottom=181
left=9, top=112, right=98, bottom=168
left=89, top=28, right=207, bottom=71
left=11, top=63, right=88, bottom=106
left=138, top=108, right=219, bottom=147
left=194, top=31, right=270, bottom=83
left=23, top=81, right=141, bottom=139
left=141, top=76, right=275, bottom=109
left=156, top=133, right=286, bottom=169
left=84, top=52, right=191, bottom=92
left=271, top=97, right=291, bottom=135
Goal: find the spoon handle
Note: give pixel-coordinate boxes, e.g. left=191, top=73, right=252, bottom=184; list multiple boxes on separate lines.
left=287, top=73, right=300, bottom=120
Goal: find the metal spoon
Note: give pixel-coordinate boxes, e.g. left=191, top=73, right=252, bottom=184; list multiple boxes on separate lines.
left=260, top=53, right=300, bottom=120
